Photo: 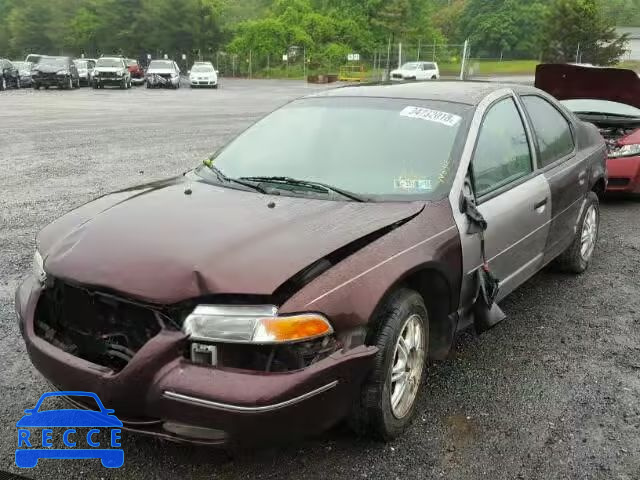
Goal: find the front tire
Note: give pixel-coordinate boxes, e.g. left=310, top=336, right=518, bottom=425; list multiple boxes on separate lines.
left=555, top=191, right=600, bottom=273
left=349, top=288, right=428, bottom=440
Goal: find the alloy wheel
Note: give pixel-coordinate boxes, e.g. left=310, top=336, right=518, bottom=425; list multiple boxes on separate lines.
left=389, top=314, right=425, bottom=419
left=580, top=205, right=598, bottom=261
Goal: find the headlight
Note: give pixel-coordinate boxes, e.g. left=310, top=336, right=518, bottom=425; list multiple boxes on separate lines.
left=32, top=251, right=47, bottom=284
left=609, top=143, right=640, bottom=158
left=183, top=305, right=333, bottom=344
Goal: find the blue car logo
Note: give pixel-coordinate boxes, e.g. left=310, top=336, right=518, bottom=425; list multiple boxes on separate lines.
left=16, top=391, right=124, bottom=468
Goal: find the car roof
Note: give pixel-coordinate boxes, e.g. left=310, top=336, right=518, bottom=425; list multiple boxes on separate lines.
left=309, top=80, right=539, bottom=106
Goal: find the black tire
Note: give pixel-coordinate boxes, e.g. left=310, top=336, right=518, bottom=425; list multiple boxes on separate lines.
left=555, top=191, right=600, bottom=274
left=44, top=85, right=49, bottom=90
left=431, top=75, right=437, bottom=80
left=349, top=288, right=429, bottom=441
left=34, top=83, right=40, bottom=90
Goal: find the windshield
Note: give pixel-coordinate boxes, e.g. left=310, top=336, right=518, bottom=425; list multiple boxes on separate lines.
left=202, top=98, right=469, bottom=200
left=561, top=99, right=640, bottom=117
left=38, top=57, right=67, bottom=68
left=149, top=60, right=173, bottom=69
left=97, top=58, right=123, bottom=68
left=74, top=60, right=88, bottom=68
left=192, top=65, right=214, bottom=73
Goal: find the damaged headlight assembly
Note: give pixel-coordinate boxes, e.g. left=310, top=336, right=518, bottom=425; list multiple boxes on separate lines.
left=183, top=305, right=333, bottom=344
left=32, top=250, right=47, bottom=285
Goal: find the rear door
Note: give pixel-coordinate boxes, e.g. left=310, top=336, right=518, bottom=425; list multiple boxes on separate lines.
left=519, top=94, right=587, bottom=263
left=470, top=96, right=552, bottom=299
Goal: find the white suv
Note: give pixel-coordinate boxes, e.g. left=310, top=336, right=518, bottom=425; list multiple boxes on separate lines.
left=390, top=62, right=440, bottom=81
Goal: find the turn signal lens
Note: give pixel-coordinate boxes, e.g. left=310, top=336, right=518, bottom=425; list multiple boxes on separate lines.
left=253, top=315, right=333, bottom=343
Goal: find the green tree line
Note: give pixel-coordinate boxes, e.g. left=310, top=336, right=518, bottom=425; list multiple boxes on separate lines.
left=0, top=0, right=633, bottom=67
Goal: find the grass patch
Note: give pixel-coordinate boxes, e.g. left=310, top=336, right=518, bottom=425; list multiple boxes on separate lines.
left=439, top=59, right=539, bottom=76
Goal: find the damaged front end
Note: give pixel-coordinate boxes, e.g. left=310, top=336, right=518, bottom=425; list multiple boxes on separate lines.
left=34, top=281, right=170, bottom=372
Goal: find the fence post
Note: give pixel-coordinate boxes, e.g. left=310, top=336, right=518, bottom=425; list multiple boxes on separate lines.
left=417, top=39, right=421, bottom=61
left=385, top=36, right=391, bottom=81
left=432, top=40, right=436, bottom=61
left=249, top=50, right=252, bottom=79
left=398, top=42, right=402, bottom=69
left=460, top=39, right=469, bottom=80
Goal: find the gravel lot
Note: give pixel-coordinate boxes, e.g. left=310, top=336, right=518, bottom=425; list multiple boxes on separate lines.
left=1, top=79, right=639, bottom=480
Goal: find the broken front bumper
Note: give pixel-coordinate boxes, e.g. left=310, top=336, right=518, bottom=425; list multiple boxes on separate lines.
left=15, top=276, right=376, bottom=446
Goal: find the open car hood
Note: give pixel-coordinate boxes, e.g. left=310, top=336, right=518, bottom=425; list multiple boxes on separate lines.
left=38, top=176, right=424, bottom=304
left=535, top=63, right=640, bottom=109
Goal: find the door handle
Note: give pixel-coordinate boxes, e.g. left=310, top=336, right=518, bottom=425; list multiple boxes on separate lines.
left=533, top=198, right=548, bottom=210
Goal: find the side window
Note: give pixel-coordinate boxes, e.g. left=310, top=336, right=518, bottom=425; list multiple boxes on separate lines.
left=472, top=97, right=533, bottom=197
left=522, top=95, right=574, bottom=168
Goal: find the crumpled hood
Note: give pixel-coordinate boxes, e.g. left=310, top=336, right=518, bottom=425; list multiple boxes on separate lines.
left=535, top=63, right=640, bottom=109
left=147, top=68, right=175, bottom=75
left=39, top=176, right=423, bottom=304
left=34, top=65, right=67, bottom=74
left=95, top=67, right=124, bottom=74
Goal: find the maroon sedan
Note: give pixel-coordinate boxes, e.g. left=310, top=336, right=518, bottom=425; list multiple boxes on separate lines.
left=16, top=82, right=606, bottom=446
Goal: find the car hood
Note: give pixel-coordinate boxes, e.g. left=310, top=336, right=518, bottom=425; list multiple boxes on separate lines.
left=147, top=68, right=175, bottom=74
left=535, top=63, right=640, bottom=109
left=39, top=175, right=424, bottom=304
left=95, top=67, right=125, bottom=73
left=34, top=65, right=67, bottom=74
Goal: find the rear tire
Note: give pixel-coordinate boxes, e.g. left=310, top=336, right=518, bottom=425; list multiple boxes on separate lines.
left=555, top=191, right=600, bottom=274
left=349, top=288, right=428, bottom=441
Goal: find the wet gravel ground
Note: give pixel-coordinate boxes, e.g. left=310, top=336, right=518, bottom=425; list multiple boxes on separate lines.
left=1, top=79, right=639, bottom=480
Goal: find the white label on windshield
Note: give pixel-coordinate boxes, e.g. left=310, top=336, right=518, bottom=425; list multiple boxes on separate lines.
left=400, top=106, right=461, bottom=127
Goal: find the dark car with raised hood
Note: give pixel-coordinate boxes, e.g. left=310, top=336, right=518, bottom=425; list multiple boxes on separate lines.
left=32, top=56, right=80, bottom=90
left=16, top=81, right=606, bottom=446
left=536, top=63, right=640, bottom=196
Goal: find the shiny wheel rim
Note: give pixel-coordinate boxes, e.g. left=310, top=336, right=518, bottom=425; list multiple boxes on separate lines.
left=390, top=314, right=425, bottom=419
left=580, top=205, right=598, bottom=261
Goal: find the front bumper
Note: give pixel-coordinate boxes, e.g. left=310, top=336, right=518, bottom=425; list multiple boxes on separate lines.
left=15, top=276, right=376, bottom=446
left=32, top=76, right=69, bottom=87
left=131, top=77, right=145, bottom=85
left=190, top=79, right=217, bottom=87
left=606, top=156, right=640, bottom=194
left=93, top=77, right=126, bottom=86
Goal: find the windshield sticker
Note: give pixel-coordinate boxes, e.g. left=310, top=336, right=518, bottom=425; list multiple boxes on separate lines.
left=400, top=106, right=461, bottom=127
left=394, top=177, right=433, bottom=191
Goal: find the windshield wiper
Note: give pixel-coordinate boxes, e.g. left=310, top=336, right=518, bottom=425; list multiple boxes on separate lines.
left=238, top=176, right=365, bottom=202
left=202, top=163, right=268, bottom=194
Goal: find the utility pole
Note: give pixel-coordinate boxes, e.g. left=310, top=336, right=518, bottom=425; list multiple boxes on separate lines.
left=398, top=42, right=402, bottom=69
left=575, top=43, right=581, bottom=64
left=417, top=39, right=421, bottom=61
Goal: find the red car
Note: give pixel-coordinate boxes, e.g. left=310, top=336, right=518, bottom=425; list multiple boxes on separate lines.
left=536, top=63, right=640, bottom=196
left=126, top=58, right=145, bottom=85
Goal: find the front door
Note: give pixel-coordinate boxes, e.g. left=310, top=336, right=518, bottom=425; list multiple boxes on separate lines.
left=470, top=96, right=552, bottom=299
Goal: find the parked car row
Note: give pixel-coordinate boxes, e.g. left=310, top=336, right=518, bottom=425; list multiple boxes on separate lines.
left=1, top=53, right=220, bottom=91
